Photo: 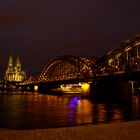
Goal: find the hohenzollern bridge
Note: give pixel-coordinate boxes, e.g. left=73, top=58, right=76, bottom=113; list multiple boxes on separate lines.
left=26, top=34, right=140, bottom=82
left=19, top=34, right=140, bottom=95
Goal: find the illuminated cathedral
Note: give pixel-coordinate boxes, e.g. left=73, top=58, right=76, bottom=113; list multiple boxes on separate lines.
left=4, top=55, right=26, bottom=82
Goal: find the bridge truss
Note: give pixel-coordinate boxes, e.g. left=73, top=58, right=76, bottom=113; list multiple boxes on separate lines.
left=39, top=55, right=96, bottom=82
left=97, top=34, right=140, bottom=75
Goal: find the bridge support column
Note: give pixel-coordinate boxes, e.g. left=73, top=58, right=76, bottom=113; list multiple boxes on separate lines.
left=90, top=80, right=133, bottom=99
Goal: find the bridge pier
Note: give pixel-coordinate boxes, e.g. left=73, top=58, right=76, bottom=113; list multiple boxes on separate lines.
left=90, top=80, right=135, bottom=100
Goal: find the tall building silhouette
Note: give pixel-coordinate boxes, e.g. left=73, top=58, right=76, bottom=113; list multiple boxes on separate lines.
left=5, top=55, right=26, bottom=82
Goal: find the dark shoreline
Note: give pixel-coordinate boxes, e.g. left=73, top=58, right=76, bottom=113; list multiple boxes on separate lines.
left=0, top=120, right=140, bottom=140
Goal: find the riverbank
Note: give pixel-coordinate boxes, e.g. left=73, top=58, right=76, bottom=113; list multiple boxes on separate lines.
left=0, top=120, right=140, bottom=140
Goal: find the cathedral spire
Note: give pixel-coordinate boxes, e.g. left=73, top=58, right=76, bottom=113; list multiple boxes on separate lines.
left=15, top=56, right=21, bottom=71
left=7, top=55, right=14, bottom=72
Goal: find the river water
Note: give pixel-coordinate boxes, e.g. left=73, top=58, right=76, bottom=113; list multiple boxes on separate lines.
left=0, top=92, right=140, bottom=129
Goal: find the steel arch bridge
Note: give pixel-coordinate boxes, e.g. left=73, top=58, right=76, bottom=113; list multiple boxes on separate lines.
left=39, top=55, right=96, bottom=82
left=97, top=34, right=140, bottom=75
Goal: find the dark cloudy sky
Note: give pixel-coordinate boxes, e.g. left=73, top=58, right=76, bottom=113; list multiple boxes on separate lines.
left=0, top=0, right=140, bottom=77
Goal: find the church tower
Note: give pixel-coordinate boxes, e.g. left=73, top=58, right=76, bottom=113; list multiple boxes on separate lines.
left=7, top=55, right=14, bottom=72
left=5, top=55, right=14, bottom=81
left=14, top=56, right=21, bottom=72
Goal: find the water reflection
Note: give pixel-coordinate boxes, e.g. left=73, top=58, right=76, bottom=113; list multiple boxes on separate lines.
left=69, top=97, right=80, bottom=108
left=0, top=93, right=140, bottom=129
left=97, top=104, right=106, bottom=122
left=132, top=96, right=140, bottom=119
left=111, top=108, right=122, bottom=121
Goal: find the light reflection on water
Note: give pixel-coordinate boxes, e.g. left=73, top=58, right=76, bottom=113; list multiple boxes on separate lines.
left=0, top=92, right=140, bottom=129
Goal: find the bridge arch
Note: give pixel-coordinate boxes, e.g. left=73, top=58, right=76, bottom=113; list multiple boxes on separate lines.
left=97, top=34, right=140, bottom=74
left=39, top=55, right=96, bottom=82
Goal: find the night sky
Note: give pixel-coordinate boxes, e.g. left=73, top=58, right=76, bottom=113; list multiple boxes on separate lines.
left=0, top=0, right=140, bottom=77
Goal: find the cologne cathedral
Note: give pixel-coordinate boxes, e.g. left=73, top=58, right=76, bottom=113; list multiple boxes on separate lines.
left=4, top=55, right=26, bottom=82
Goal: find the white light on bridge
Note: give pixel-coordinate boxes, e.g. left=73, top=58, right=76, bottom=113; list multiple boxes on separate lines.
left=60, top=84, right=82, bottom=93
